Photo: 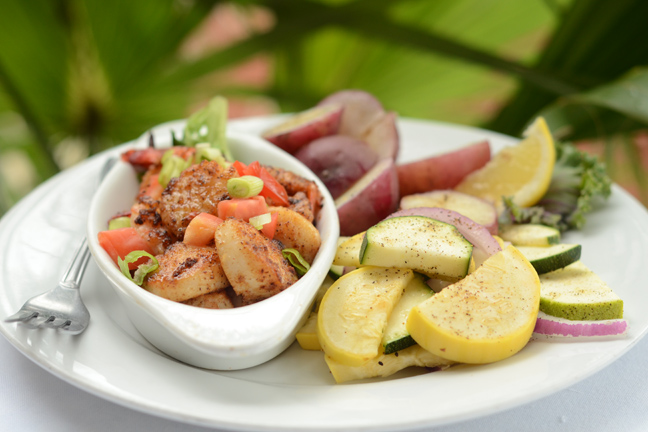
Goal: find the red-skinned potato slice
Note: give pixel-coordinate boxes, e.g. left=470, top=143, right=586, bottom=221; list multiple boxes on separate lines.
left=397, top=140, right=491, bottom=197
left=399, top=190, right=498, bottom=235
left=317, top=89, right=385, bottom=139
left=295, top=135, right=379, bottom=199
left=335, top=158, right=399, bottom=236
left=363, top=111, right=399, bottom=160
left=262, top=104, right=343, bottom=154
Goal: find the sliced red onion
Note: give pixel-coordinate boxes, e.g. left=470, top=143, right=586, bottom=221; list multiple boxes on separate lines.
left=386, top=207, right=502, bottom=266
left=533, top=311, right=628, bottom=339
left=426, top=278, right=452, bottom=293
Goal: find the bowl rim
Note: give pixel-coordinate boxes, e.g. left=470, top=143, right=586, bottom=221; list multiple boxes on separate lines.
left=86, top=125, right=339, bottom=359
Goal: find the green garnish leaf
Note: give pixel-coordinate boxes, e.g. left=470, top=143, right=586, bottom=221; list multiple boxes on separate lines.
left=282, top=248, right=310, bottom=276
left=499, top=141, right=612, bottom=231
left=118, top=251, right=159, bottom=286
left=183, top=96, right=232, bottom=161
left=171, top=130, right=184, bottom=147
left=228, top=176, right=264, bottom=198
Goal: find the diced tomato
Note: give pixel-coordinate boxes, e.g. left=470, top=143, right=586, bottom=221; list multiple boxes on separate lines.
left=183, top=213, right=224, bottom=246
left=232, top=160, right=248, bottom=176
left=260, top=212, right=279, bottom=240
left=257, top=167, right=290, bottom=206
left=120, top=147, right=196, bottom=172
left=97, top=227, right=155, bottom=270
left=233, top=160, right=290, bottom=207
left=217, top=196, right=268, bottom=222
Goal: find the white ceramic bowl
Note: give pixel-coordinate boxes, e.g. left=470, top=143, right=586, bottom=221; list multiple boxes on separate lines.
left=87, top=123, right=339, bottom=370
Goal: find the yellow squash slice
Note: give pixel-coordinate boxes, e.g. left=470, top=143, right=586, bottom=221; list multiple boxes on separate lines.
left=407, top=245, right=540, bottom=364
left=317, top=266, right=414, bottom=366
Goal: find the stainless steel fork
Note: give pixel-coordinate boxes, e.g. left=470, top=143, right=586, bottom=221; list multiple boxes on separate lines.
left=4, top=157, right=116, bottom=334
left=5, top=238, right=92, bottom=334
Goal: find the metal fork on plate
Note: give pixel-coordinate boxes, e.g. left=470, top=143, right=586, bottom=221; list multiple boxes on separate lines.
left=4, top=157, right=116, bottom=334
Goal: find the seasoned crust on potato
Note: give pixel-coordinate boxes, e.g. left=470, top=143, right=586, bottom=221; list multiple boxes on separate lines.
left=288, top=191, right=314, bottom=222
left=131, top=196, right=176, bottom=256
left=270, top=206, right=321, bottom=264
left=214, top=218, right=298, bottom=305
left=144, top=242, right=229, bottom=302
left=159, top=161, right=237, bottom=239
left=183, top=289, right=234, bottom=309
left=130, top=165, right=175, bottom=255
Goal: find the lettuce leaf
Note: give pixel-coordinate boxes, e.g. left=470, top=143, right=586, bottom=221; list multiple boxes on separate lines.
left=499, top=141, right=612, bottom=231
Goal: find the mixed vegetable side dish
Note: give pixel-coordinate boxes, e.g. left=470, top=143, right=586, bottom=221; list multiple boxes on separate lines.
left=98, top=97, right=323, bottom=308
left=262, top=90, right=624, bottom=383
left=99, top=89, right=624, bottom=383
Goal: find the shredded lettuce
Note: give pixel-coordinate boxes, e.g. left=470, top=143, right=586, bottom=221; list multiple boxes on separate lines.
left=118, top=251, right=159, bottom=286
left=499, top=141, right=612, bottom=231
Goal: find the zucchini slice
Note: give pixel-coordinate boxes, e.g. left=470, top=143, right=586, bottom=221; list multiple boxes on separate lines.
left=499, top=224, right=561, bottom=246
left=539, top=261, right=623, bottom=320
left=516, top=244, right=581, bottom=274
left=328, top=264, right=345, bottom=280
left=382, top=274, right=433, bottom=354
left=360, top=216, right=473, bottom=281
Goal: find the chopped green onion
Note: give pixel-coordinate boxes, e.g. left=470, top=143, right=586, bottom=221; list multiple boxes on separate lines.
left=194, top=143, right=229, bottom=169
left=108, top=216, right=131, bottom=230
left=249, top=212, right=272, bottom=230
left=282, top=248, right=310, bottom=276
left=228, top=176, right=264, bottom=198
left=117, top=251, right=159, bottom=286
left=159, top=149, right=190, bottom=188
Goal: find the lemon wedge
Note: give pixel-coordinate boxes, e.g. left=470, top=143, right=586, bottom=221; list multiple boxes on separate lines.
left=317, top=267, right=414, bottom=366
left=407, top=245, right=540, bottom=364
left=455, top=117, right=556, bottom=212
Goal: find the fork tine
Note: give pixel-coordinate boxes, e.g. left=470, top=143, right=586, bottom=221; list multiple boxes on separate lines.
left=41, top=317, right=70, bottom=329
left=4, top=310, right=37, bottom=323
left=20, top=315, right=51, bottom=329
left=63, top=322, right=87, bottom=335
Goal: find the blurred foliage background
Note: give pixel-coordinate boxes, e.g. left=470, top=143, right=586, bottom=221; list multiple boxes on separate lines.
left=2, top=0, right=648, bottom=218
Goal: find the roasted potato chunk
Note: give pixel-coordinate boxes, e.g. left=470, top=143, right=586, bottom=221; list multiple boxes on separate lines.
left=159, top=161, right=237, bottom=239
left=270, top=206, right=321, bottom=264
left=214, top=218, right=298, bottom=305
left=183, top=289, right=234, bottom=309
left=144, top=242, right=229, bottom=302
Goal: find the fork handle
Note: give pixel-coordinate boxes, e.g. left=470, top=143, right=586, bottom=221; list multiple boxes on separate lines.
left=61, top=237, right=91, bottom=287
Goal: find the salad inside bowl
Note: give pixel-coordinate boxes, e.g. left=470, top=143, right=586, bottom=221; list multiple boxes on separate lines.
left=87, top=124, right=339, bottom=370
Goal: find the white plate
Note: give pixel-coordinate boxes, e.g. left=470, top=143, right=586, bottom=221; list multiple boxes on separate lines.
left=2, top=116, right=648, bottom=431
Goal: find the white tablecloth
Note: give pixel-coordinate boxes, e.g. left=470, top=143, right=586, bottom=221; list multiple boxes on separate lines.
left=2, top=328, right=647, bottom=431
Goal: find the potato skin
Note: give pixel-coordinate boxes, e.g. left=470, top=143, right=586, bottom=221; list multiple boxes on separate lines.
left=336, top=158, right=399, bottom=236
left=397, top=140, right=490, bottom=197
left=144, top=242, right=229, bottom=302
